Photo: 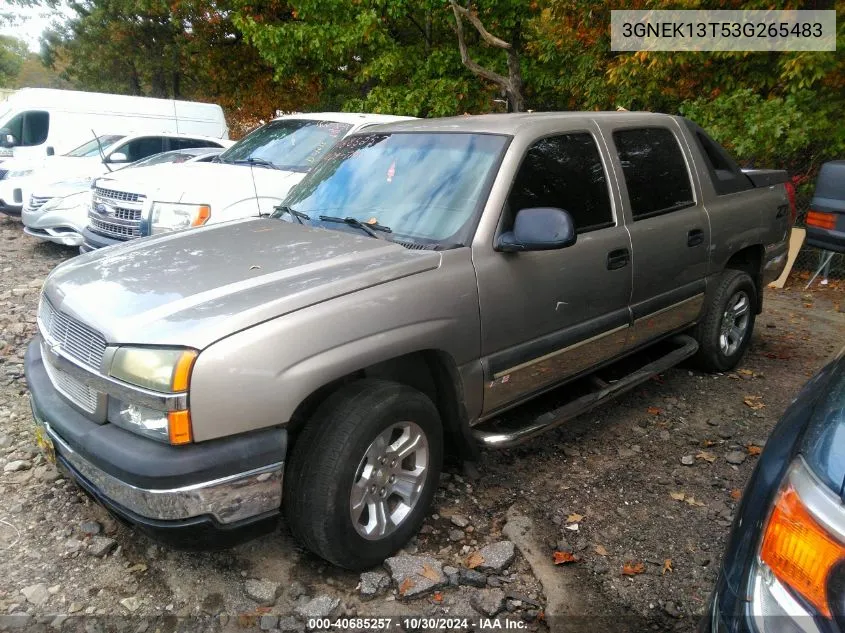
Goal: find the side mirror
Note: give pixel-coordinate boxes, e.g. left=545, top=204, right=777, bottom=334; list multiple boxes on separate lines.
left=107, top=152, right=128, bottom=163
left=496, top=207, right=577, bottom=252
left=0, top=131, right=17, bottom=148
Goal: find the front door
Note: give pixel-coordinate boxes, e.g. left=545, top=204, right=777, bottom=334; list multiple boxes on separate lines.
left=605, top=124, right=710, bottom=348
left=473, top=130, right=633, bottom=414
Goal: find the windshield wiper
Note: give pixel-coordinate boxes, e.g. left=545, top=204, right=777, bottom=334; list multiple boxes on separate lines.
left=274, top=205, right=310, bottom=224
left=233, top=157, right=282, bottom=170
left=318, top=215, right=392, bottom=239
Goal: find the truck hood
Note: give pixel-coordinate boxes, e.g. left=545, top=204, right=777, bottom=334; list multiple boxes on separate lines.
left=43, top=218, right=441, bottom=349
left=96, top=162, right=305, bottom=217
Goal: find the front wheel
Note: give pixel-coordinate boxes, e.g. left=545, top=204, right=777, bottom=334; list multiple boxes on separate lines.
left=693, top=269, right=757, bottom=373
left=283, top=379, right=443, bottom=570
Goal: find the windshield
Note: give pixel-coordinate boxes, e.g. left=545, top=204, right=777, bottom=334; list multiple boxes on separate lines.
left=66, top=135, right=125, bottom=158
left=217, top=119, right=352, bottom=172
left=278, top=132, right=508, bottom=244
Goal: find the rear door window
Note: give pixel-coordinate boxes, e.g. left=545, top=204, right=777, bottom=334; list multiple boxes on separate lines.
left=613, top=127, right=694, bottom=220
left=168, top=137, right=221, bottom=151
left=682, top=121, right=753, bottom=195
left=507, top=132, right=614, bottom=233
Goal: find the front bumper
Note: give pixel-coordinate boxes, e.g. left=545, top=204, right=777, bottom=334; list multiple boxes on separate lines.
left=22, top=206, right=87, bottom=247
left=25, top=338, right=287, bottom=544
left=80, top=227, right=129, bottom=252
left=0, top=201, right=22, bottom=215
left=806, top=225, right=845, bottom=254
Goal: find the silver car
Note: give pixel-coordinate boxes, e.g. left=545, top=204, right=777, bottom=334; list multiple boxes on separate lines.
left=26, top=113, right=792, bottom=569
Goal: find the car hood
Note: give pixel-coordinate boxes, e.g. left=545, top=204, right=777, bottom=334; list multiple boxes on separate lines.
left=799, top=349, right=845, bottom=501
left=96, top=162, right=305, bottom=214
left=42, top=218, right=441, bottom=349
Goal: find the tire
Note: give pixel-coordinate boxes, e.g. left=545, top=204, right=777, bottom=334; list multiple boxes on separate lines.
left=283, top=379, right=443, bottom=570
left=693, top=269, right=757, bottom=373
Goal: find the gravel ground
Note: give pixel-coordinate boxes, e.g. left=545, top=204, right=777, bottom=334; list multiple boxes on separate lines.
left=0, top=213, right=843, bottom=633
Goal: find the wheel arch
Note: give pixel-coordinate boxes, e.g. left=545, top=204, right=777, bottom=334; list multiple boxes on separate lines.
left=723, top=244, right=765, bottom=313
left=287, top=349, right=478, bottom=462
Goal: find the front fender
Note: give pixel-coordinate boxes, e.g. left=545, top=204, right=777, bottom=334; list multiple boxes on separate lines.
left=188, top=251, right=481, bottom=441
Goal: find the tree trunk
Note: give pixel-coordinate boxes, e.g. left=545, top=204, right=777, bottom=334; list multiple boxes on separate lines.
left=449, top=0, right=524, bottom=112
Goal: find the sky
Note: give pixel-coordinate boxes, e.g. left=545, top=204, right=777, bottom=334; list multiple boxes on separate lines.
left=1, top=2, right=71, bottom=53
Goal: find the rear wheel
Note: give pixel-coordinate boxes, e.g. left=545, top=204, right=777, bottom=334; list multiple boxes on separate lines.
left=283, top=379, right=443, bottom=570
left=693, top=270, right=757, bottom=372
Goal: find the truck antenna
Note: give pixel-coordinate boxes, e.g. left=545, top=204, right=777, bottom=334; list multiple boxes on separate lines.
left=92, top=129, right=112, bottom=172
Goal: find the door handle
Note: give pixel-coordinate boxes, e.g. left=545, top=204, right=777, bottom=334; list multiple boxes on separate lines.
left=606, top=248, right=630, bottom=270
left=776, top=205, right=788, bottom=219
left=687, top=228, right=704, bottom=247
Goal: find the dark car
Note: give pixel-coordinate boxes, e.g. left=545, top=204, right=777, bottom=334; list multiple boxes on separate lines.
left=704, top=347, right=845, bottom=633
left=806, top=160, right=845, bottom=253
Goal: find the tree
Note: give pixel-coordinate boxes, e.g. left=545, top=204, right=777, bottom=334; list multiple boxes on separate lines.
left=0, top=36, right=28, bottom=87
left=449, top=0, right=523, bottom=112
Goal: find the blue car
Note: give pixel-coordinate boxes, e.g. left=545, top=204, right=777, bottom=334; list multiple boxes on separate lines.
left=704, top=346, right=845, bottom=633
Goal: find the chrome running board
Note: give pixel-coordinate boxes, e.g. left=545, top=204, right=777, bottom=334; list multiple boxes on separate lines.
left=473, top=335, right=699, bottom=448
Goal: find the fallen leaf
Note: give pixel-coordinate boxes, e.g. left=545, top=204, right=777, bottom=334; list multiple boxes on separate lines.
left=127, top=564, right=147, bottom=574
left=465, top=551, right=484, bottom=569
left=730, top=489, right=742, bottom=501
left=553, top=551, right=578, bottom=565
left=662, top=559, right=673, bottom=575
left=432, top=592, right=443, bottom=604
left=594, top=545, right=609, bottom=556
left=696, top=451, right=717, bottom=463
left=670, top=491, right=686, bottom=501
left=737, top=369, right=754, bottom=376
left=420, top=564, right=440, bottom=582
left=702, top=439, right=717, bottom=447
left=566, top=513, right=584, bottom=524
left=622, top=561, right=645, bottom=576
left=743, top=395, right=765, bottom=410
left=685, top=496, right=705, bottom=507
left=746, top=445, right=763, bottom=456
left=399, top=578, right=415, bottom=596
left=647, top=406, right=661, bottom=415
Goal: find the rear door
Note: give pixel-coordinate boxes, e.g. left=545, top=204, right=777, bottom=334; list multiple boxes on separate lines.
left=473, top=127, right=632, bottom=414
left=604, top=123, right=709, bottom=348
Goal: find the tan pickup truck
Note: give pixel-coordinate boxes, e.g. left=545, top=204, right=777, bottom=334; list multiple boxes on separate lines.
left=26, top=112, right=793, bottom=569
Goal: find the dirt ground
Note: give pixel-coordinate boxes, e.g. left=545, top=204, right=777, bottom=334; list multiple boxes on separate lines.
left=1, top=213, right=843, bottom=633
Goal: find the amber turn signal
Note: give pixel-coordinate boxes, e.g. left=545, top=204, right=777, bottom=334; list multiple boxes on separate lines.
left=168, top=410, right=193, bottom=445
left=760, top=486, right=845, bottom=618
left=192, top=205, right=211, bottom=227
left=806, top=210, right=837, bottom=230
left=172, top=350, right=198, bottom=392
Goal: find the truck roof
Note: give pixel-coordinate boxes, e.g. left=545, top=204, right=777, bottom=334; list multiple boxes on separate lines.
left=363, top=111, right=675, bottom=136
left=271, top=112, right=415, bottom=127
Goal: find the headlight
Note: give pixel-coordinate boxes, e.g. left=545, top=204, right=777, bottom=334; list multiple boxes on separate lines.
left=42, top=191, right=91, bottom=212
left=107, top=347, right=197, bottom=444
left=109, top=347, right=197, bottom=392
left=748, top=458, right=845, bottom=631
left=149, top=202, right=210, bottom=234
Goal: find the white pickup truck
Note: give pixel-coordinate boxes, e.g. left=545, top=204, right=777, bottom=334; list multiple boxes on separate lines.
left=81, top=112, right=413, bottom=251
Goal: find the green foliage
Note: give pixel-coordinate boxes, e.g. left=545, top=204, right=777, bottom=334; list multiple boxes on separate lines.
left=0, top=36, right=28, bottom=87
left=680, top=89, right=845, bottom=173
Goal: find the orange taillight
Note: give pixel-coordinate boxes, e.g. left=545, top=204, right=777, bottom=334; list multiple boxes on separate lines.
left=760, top=487, right=845, bottom=617
left=168, top=410, right=193, bottom=445
left=806, top=210, right=837, bottom=230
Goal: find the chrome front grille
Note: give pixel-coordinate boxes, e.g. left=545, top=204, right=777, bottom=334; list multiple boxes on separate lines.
left=94, top=187, right=142, bottom=203
left=89, top=186, right=145, bottom=241
left=27, top=195, right=52, bottom=212
left=89, top=217, right=141, bottom=238
left=43, top=355, right=98, bottom=414
left=38, top=299, right=107, bottom=370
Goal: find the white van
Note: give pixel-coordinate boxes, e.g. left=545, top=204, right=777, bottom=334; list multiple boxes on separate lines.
left=0, top=88, right=228, bottom=164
